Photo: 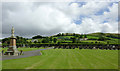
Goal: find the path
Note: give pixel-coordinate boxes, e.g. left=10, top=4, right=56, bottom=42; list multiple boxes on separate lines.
left=1, top=47, right=54, bottom=60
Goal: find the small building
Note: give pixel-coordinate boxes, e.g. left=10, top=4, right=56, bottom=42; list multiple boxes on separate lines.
left=79, top=38, right=88, bottom=41
left=31, top=39, right=38, bottom=43
left=83, top=38, right=88, bottom=40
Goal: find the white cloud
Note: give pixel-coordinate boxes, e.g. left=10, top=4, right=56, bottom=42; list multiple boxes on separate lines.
left=2, top=2, right=118, bottom=38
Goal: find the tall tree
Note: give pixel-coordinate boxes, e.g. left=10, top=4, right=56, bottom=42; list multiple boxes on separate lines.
left=32, top=35, right=43, bottom=39
left=84, top=35, right=87, bottom=38
left=42, top=37, right=50, bottom=43
left=62, top=33, right=64, bottom=36
left=80, top=35, right=83, bottom=38
left=53, top=38, right=57, bottom=43
left=50, top=37, right=53, bottom=42
left=72, top=37, right=76, bottom=43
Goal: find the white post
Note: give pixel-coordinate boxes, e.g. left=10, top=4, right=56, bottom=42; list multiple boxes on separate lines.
left=8, top=53, right=10, bottom=56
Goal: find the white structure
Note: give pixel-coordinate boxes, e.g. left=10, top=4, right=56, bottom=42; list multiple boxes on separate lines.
left=79, top=38, right=88, bottom=41
left=31, top=39, right=38, bottom=43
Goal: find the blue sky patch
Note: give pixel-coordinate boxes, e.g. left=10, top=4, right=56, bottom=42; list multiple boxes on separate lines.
left=95, top=8, right=110, bottom=15
left=103, top=20, right=108, bottom=23
left=73, top=15, right=90, bottom=24
left=69, top=2, right=86, bottom=7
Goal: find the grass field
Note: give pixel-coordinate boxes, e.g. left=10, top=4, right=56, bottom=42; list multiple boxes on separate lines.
left=2, top=48, right=118, bottom=69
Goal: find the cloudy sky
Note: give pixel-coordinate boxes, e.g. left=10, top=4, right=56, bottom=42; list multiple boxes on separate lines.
left=2, top=1, right=119, bottom=38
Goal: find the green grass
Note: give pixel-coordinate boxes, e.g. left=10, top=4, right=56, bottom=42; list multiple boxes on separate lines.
left=27, top=39, right=32, bottom=42
left=2, top=49, right=118, bottom=69
left=81, top=40, right=107, bottom=44
left=18, top=48, right=43, bottom=51
left=87, top=35, right=99, bottom=39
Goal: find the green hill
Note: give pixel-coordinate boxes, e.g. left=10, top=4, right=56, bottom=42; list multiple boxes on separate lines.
left=26, top=32, right=119, bottom=44
left=2, top=32, right=120, bottom=47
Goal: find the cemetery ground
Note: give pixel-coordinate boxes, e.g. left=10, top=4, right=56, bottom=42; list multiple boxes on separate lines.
left=1, top=47, right=44, bottom=52
left=2, top=48, right=118, bottom=69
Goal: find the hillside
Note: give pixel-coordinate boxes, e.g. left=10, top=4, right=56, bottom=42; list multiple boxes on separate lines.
left=2, top=32, right=119, bottom=47
left=28, top=32, right=119, bottom=44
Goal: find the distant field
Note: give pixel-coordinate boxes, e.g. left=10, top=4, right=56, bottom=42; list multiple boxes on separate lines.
left=2, top=48, right=118, bottom=69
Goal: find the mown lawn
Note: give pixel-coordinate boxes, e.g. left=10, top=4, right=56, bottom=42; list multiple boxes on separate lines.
left=2, top=49, right=118, bottom=69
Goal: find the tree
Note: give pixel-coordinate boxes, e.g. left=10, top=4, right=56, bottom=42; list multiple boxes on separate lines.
left=73, top=33, right=75, bottom=36
left=50, top=37, right=53, bottom=42
left=2, top=38, right=10, bottom=43
left=28, top=41, right=32, bottom=47
left=79, top=35, right=83, bottom=38
left=53, top=38, right=57, bottom=43
left=84, top=35, right=87, bottom=38
left=34, top=41, right=37, bottom=43
left=42, top=37, right=50, bottom=43
left=62, top=33, right=64, bottom=36
left=66, top=33, right=68, bottom=36
left=100, top=33, right=105, bottom=36
left=75, top=34, right=79, bottom=37
left=72, top=37, right=76, bottom=43
left=2, top=43, right=8, bottom=47
left=16, top=36, right=19, bottom=39
left=57, top=33, right=62, bottom=36
left=32, top=35, right=43, bottom=39
left=95, top=41, right=97, bottom=43
left=98, top=36, right=105, bottom=41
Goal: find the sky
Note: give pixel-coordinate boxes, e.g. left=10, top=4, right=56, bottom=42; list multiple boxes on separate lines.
left=2, top=1, right=119, bottom=38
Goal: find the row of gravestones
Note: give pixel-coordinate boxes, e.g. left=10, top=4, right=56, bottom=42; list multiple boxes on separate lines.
left=3, top=44, right=119, bottom=50
left=53, top=45, right=120, bottom=50
left=25, top=44, right=120, bottom=50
